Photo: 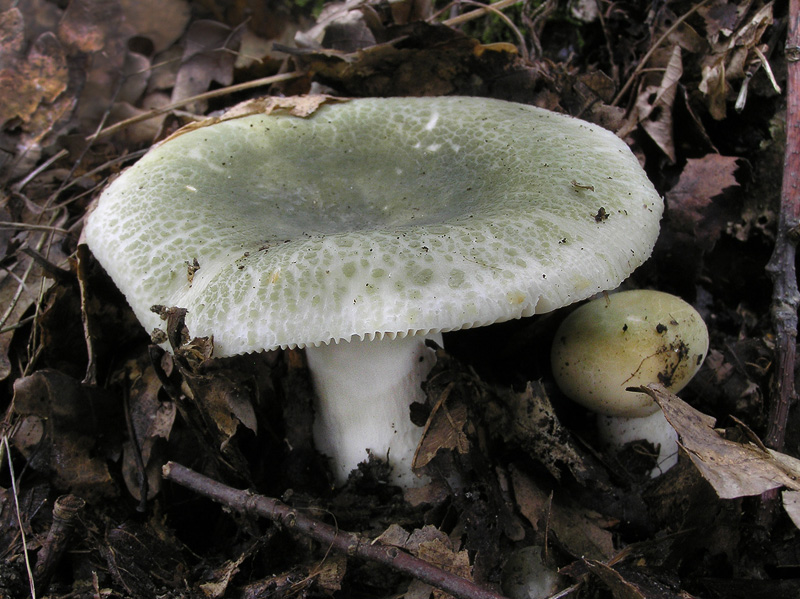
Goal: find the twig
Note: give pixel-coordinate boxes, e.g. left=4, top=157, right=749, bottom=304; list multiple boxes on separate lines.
left=440, top=0, right=523, bottom=27
left=3, top=436, right=36, bottom=599
left=764, top=0, right=800, bottom=453
left=0, top=222, right=70, bottom=234
left=93, top=71, right=306, bottom=141
left=33, top=495, right=86, bottom=591
left=452, top=0, right=529, bottom=61
left=759, top=0, right=800, bottom=526
left=162, top=462, right=510, bottom=599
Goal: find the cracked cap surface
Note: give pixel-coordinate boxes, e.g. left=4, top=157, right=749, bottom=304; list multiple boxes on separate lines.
left=84, top=96, right=663, bottom=355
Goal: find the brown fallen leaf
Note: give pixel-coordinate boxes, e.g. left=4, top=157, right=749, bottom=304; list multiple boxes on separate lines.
left=375, top=523, right=473, bottom=599
left=11, top=369, right=121, bottom=498
left=149, top=307, right=257, bottom=483
left=57, top=0, right=122, bottom=54
left=698, top=1, right=775, bottom=119
left=119, top=0, right=190, bottom=54
left=121, top=364, right=177, bottom=501
left=666, top=154, right=741, bottom=251
left=782, top=490, right=800, bottom=529
left=0, top=8, right=68, bottom=128
left=511, top=464, right=615, bottom=562
left=170, top=20, right=242, bottom=113
left=636, top=45, right=683, bottom=163
left=640, top=385, right=800, bottom=500
left=484, top=381, right=597, bottom=483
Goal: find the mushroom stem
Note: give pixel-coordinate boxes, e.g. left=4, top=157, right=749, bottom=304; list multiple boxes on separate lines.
left=597, top=409, right=679, bottom=477
left=305, top=333, right=441, bottom=487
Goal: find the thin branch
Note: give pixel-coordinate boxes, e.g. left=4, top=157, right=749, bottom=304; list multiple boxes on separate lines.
left=441, top=0, right=524, bottom=27
left=764, top=0, right=800, bottom=452
left=454, top=0, right=529, bottom=61
left=33, top=495, right=85, bottom=591
left=162, top=462, right=510, bottom=599
left=93, top=71, right=306, bottom=141
left=4, top=437, right=36, bottom=599
left=0, top=222, right=70, bottom=234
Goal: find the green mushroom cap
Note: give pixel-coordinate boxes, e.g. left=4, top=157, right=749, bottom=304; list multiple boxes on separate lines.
left=84, top=96, right=663, bottom=356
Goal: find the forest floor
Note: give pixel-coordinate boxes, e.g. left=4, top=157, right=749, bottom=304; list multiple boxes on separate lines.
left=0, top=1, right=797, bottom=598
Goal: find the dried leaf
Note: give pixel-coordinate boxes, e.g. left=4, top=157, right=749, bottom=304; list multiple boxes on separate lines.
left=296, top=0, right=379, bottom=50
left=0, top=8, right=68, bottom=127
left=171, top=20, right=241, bottom=112
left=11, top=369, right=121, bottom=497
left=641, top=385, right=800, bottom=499
left=414, top=382, right=471, bottom=470
left=122, top=365, right=176, bottom=500
left=511, top=465, right=615, bottom=561
left=698, top=1, right=774, bottom=119
left=782, top=490, right=800, bottom=529
left=666, top=154, right=740, bottom=250
left=119, top=0, right=190, bottom=53
left=485, top=381, right=596, bottom=483
left=198, top=554, right=246, bottom=599
left=57, top=0, right=122, bottom=53
left=376, top=523, right=473, bottom=599
left=636, top=45, right=682, bottom=162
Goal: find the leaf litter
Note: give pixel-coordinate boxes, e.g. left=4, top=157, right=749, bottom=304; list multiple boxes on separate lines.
left=0, top=1, right=796, bottom=598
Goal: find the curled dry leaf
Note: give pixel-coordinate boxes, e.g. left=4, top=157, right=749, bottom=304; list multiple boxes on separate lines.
left=640, top=385, right=800, bottom=501
left=634, top=45, right=682, bottom=163
left=698, top=1, right=775, bottom=119
left=121, top=364, right=176, bottom=501
left=413, top=380, right=471, bottom=471
left=150, top=309, right=257, bottom=481
left=295, top=0, right=379, bottom=51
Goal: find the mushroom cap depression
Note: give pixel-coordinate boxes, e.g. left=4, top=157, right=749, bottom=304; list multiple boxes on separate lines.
left=84, top=96, right=663, bottom=355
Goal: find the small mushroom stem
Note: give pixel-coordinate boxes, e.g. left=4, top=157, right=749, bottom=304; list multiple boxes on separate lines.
left=596, top=409, right=679, bottom=477
left=304, top=333, right=441, bottom=487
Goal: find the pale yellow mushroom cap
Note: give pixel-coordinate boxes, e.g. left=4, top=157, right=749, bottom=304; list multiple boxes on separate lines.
left=551, top=290, right=709, bottom=418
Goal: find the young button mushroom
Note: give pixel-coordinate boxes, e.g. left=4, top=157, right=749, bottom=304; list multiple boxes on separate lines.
left=84, top=96, right=663, bottom=487
left=551, top=290, right=709, bottom=477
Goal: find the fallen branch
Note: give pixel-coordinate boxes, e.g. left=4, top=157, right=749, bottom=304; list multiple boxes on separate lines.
left=759, top=0, right=800, bottom=526
left=764, top=0, right=800, bottom=453
left=162, top=462, right=509, bottom=599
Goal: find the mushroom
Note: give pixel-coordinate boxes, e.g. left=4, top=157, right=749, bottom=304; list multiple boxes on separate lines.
left=551, top=289, right=709, bottom=477
left=84, top=96, right=663, bottom=487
